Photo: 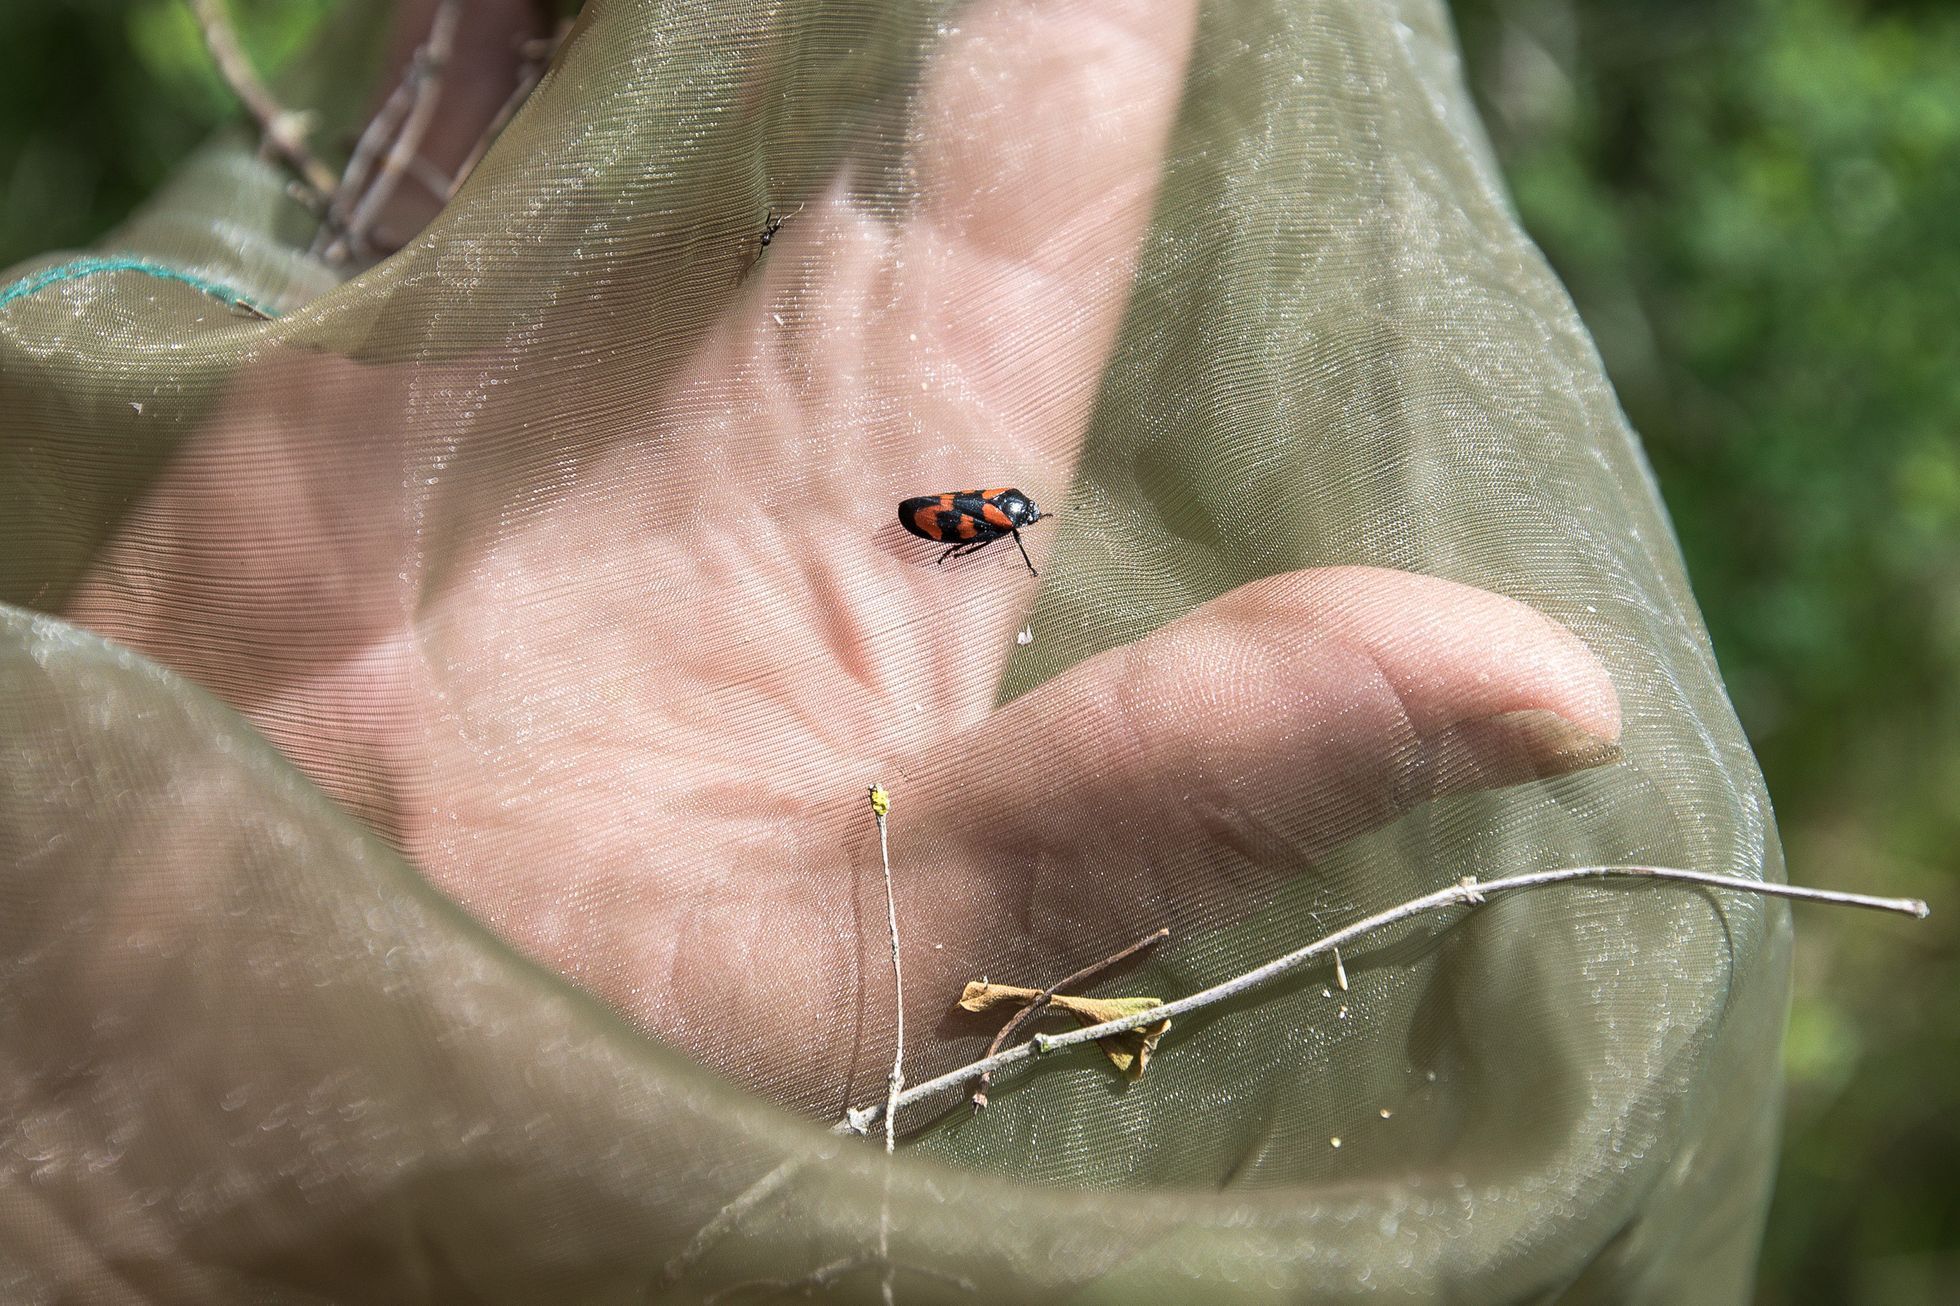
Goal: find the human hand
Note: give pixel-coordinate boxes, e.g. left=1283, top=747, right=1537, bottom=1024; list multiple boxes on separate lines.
left=67, top=0, right=1620, bottom=1116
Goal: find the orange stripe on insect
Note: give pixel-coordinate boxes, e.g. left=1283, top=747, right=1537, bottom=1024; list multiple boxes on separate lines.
left=895, top=487, right=1046, bottom=577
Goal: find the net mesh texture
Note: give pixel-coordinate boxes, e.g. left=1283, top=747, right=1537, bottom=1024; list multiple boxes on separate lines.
left=0, top=0, right=1789, bottom=1301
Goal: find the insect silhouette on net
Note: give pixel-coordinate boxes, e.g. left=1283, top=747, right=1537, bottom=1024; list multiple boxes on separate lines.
left=739, top=204, right=802, bottom=282
left=898, top=488, right=1045, bottom=576
left=758, top=206, right=793, bottom=251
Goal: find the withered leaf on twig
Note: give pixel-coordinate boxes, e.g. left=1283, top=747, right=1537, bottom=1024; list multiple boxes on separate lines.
left=959, top=981, right=1170, bottom=1080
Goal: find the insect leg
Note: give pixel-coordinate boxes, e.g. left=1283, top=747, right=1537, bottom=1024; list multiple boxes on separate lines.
left=1011, top=529, right=1037, bottom=577
left=936, top=537, right=1000, bottom=565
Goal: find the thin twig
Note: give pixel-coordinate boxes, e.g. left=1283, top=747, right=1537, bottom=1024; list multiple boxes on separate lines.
left=971, top=927, right=1170, bottom=1112
left=335, top=0, right=462, bottom=259
left=185, top=0, right=338, bottom=197
left=842, top=864, right=1928, bottom=1136
left=444, top=23, right=568, bottom=202
left=656, top=1154, right=806, bottom=1293
left=308, top=66, right=418, bottom=257
left=868, top=784, right=902, bottom=1306
left=664, top=861, right=1926, bottom=1286
left=869, top=785, right=903, bottom=1152
left=404, top=155, right=457, bottom=203
left=339, top=68, right=419, bottom=205
left=705, top=1254, right=976, bottom=1303
left=442, top=67, right=539, bottom=199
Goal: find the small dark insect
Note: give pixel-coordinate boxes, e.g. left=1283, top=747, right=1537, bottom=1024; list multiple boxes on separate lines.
left=897, top=487, right=1044, bottom=576
left=758, top=207, right=788, bottom=250
left=740, top=204, right=803, bottom=283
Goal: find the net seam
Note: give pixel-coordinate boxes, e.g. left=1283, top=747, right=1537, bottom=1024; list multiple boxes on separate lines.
left=0, top=255, right=279, bottom=318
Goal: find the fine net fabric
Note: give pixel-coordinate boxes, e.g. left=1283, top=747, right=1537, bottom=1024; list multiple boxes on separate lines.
left=0, top=1, right=1788, bottom=1301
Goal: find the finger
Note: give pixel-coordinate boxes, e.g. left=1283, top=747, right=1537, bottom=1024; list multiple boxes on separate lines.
left=670, top=0, right=1202, bottom=728
left=649, top=0, right=1200, bottom=539
left=902, top=0, right=1203, bottom=477
left=907, top=567, right=1621, bottom=957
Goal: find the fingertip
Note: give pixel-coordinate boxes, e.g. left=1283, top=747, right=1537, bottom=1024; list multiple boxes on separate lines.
left=926, top=565, right=1632, bottom=920
left=1219, top=566, right=1623, bottom=747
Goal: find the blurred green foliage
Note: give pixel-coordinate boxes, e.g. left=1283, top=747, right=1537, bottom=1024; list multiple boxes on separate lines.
left=1, top=0, right=1953, bottom=1300
left=0, top=0, right=336, bottom=267
left=1450, top=0, right=1960, bottom=1300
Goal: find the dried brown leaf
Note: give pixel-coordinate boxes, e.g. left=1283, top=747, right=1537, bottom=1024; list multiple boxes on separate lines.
left=957, top=982, right=1170, bottom=1080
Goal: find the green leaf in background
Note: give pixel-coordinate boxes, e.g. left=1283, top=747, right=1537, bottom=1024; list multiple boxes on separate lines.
left=0, top=0, right=340, bottom=269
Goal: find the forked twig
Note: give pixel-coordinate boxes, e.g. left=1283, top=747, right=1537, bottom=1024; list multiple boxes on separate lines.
left=660, top=861, right=1925, bottom=1292
left=842, top=864, right=1929, bottom=1136
left=332, top=0, right=462, bottom=260
left=444, top=23, right=569, bottom=202
left=970, top=926, right=1170, bottom=1112
left=185, top=0, right=338, bottom=197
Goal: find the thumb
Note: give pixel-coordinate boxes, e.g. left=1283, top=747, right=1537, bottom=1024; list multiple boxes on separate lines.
left=908, top=566, right=1621, bottom=960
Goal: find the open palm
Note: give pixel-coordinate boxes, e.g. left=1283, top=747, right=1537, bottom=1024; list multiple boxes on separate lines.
left=67, top=0, right=1619, bottom=1116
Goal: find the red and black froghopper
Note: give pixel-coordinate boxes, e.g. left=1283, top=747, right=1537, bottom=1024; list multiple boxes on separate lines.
left=897, top=487, right=1044, bottom=576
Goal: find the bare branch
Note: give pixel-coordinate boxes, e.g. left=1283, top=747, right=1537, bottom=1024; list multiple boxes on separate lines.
left=445, top=21, right=569, bottom=202
left=665, top=862, right=1924, bottom=1286
left=705, top=1254, right=975, bottom=1303
left=970, top=926, right=1170, bottom=1112
left=442, top=67, right=539, bottom=200
left=844, top=864, right=1929, bottom=1136
left=334, top=0, right=463, bottom=259
left=656, top=1152, right=814, bottom=1293
left=309, top=72, right=419, bottom=256
left=862, top=784, right=904, bottom=1155
left=867, top=784, right=902, bottom=1306
left=185, top=0, right=339, bottom=197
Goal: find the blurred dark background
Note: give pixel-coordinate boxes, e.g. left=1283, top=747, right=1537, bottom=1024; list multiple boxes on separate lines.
left=2, top=2, right=1952, bottom=1300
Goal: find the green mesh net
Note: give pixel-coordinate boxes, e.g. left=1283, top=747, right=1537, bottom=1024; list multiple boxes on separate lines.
left=0, top=1, right=1788, bottom=1300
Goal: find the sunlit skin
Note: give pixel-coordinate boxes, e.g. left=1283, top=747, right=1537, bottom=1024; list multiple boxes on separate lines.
left=65, top=0, right=1621, bottom=1117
